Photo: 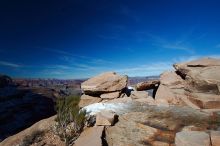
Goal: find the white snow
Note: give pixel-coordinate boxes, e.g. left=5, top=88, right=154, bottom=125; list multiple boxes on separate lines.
left=82, top=102, right=131, bottom=115
left=127, top=86, right=134, bottom=90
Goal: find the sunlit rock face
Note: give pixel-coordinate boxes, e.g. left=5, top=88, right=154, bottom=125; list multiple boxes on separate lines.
left=81, top=72, right=128, bottom=95
left=106, top=105, right=216, bottom=146
left=173, top=57, right=220, bottom=94
left=154, top=58, right=220, bottom=111
left=74, top=126, right=104, bottom=146
left=79, top=94, right=102, bottom=108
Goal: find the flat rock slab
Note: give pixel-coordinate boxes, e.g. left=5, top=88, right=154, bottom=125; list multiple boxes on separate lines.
left=188, top=93, right=220, bottom=109
left=106, top=116, right=158, bottom=146
left=79, top=94, right=102, bottom=108
left=185, top=58, right=220, bottom=67
left=160, top=71, right=184, bottom=86
left=211, top=131, right=220, bottom=146
left=173, top=58, right=220, bottom=75
left=175, top=131, right=210, bottom=146
left=155, top=84, right=182, bottom=105
left=106, top=106, right=211, bottom=146
left=74, top=126, right=104, bottom=146
left=81, top=72, right=128, bottom=95
left=96, top=110, right=117, bottom=126
left=173, top=58, right=220, bottom=94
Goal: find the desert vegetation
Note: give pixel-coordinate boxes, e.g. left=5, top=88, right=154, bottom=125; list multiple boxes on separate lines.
left=54, top=95, right=86, bottom=146
left=20, top=130, right=45, bottom=146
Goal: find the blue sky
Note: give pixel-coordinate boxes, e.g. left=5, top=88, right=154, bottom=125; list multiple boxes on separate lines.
left=0, top=0, right=220, bottom=79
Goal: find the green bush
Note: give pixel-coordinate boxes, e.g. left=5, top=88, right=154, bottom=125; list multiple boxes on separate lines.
left=55, top=95, right=86, bottom=146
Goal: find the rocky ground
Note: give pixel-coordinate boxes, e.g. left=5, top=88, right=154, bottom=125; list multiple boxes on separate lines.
left=1, top=57, right=220, bottom=146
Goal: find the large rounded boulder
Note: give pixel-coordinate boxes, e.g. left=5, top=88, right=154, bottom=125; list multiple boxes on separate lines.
left=174, top=58, right=220, bottom=94
left=81, top=72, right=128, bottom=95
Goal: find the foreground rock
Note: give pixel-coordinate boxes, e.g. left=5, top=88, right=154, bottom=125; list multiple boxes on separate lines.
left=187, top=93, right=220, bottom=109
left=130, top=91, right=148, bottom=99
left=155, top=71, right=186, bottom=105
left=106, top=114, right=158, bottom=146
left=106, top=106, right=213, bottom=146
left=175, top=131, right=210, bottom=146
left=155, top=58, right=220, bottom=111
left=210, top=131, right=220, bottom=146
left=81, top=72, right=128, bottom=95
left=79, top=94, right=102, bottom=108
left=96, top=110, right=117, bottom=126
left=174, top=57, right=220, bottom=77
left=174, top=57, right=220, bottom=94
left=0, top=116, right=62, bottom=146
left=129, top=91, right=156, bottom=105
left=74, top=126, right=104, bottom=146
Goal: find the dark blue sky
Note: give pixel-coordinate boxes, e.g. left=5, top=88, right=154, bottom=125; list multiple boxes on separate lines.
left=0, top=0, right=220, bottom=78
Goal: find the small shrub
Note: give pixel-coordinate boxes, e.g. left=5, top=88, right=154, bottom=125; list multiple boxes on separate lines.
left=55, top=95, right=86, bottom=146
left=20, top=130, right=45, bottom=146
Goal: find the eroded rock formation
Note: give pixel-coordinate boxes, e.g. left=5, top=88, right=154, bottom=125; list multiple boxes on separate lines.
left=2, top=57, right=220, bottom=146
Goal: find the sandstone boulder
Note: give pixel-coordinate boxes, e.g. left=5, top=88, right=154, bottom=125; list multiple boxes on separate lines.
left=74, top=126, right=104, bottom=146
left=160, top=71, right=184, bottom=87
left=79, top=94, right=102, bottom=108
left=155, top=84, right=183, bottom=105
left=155, top=70, right=188, bottom=106
left=129, top=91, right=156, bottom=104
left=185, top=66, right=220, bottom=94
left=81, top=72, right=128, bottom=95
left=154, top=58, right=220, bottom=110
left=187, top=93, right=220, bottom=109
left=135, top=80, right=160, bottom=91
left=175, top=131, right=210, bottom=146
left=174, top=58, right=220, bottom=94
left=96, top=110, right=117, bottom=126
left=173, top=58, right=220, bottom=77
left=100, top=91, right=120, bottom=99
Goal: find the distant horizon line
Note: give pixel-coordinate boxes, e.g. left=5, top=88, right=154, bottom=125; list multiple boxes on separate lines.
left=11, top=75, right=160, bottom=80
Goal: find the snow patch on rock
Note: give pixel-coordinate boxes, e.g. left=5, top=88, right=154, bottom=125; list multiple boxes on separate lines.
left=83, top=102, right=131, bottom=115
